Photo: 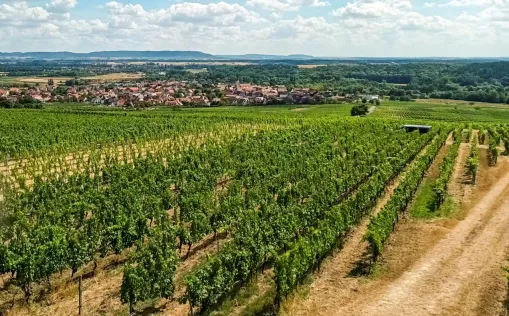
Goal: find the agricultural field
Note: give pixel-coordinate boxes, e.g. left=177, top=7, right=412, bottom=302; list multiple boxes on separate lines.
left=1, top=101, right=509, bottom=316
left=373, top=100, right=509, bottom=122
left=106, top=62, right=253, bottom=66
left=3, top=73, right=145, bottom=86
left=296, top=65, right=326, bottom=69
left=185, top=68, right=209, bottom=74
left=0, top=77, right=17, bottom=85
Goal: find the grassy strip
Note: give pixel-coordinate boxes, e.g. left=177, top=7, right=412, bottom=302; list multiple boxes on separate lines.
left=411, top=127, right=463, bottom=219
left=431, top=129, right=462, bottom=211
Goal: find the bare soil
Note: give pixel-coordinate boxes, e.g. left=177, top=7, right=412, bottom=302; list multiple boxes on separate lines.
left=416, top=99, right=509, bottom=108
left=13, top=73, right=145, bottom=85
left=282, top=149, right=509, bottom=316
left=448, top=142, right=473, bottom=209
left=113, top=62, right=252, bottom=66
left=297, top=65, right=326, bottom=69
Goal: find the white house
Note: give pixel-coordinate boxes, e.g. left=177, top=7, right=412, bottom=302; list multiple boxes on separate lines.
left=361, top=94, right=380, bottom=101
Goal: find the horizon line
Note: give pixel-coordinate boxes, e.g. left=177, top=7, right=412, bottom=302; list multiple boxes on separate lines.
left=0, top=51, right=509, bottom=59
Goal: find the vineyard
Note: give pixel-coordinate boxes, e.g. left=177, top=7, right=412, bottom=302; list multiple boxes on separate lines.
left=372, top=101, right=509, bottom=122
left=1, top=103, right=509, bottom=316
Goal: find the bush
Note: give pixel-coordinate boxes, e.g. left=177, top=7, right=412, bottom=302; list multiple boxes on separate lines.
left=465, top=137, right=479, bottom=183
left=0, top=99, right=14, bottom=108
left=351, top=104, right=369, bottom=116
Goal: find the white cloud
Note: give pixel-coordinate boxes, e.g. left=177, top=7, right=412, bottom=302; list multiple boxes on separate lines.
left=456, top=12, right=481, bottom=22
left=424, top=0, right=503, bottom=7
left=105, top=1, right=264, bottom=27
left=333, top=0, right=412, bottom=19
left=0, top=1, right=50, bottom=22
left=398, top=13, right=453, bottom=32
left=46, top=0, right=77, bottom=12
left=167, top=2, right=264, bottom=24
left=246, top=0, right=330, bottom=11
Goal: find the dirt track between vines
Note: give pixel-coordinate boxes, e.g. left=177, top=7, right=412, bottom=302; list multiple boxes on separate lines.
left=284, top=148, right=509, bottom=316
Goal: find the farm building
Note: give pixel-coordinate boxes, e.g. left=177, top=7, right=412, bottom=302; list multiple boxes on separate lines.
left=403, top=125, right=432, bottom=134
left=361, top=94, right=380, bottom=101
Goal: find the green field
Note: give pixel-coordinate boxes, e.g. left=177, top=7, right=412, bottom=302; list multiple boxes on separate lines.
left=0, top=77, right=16, bottom=84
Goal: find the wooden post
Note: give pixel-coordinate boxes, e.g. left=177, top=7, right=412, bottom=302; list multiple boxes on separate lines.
left=78, top=276, right=83, bottom=316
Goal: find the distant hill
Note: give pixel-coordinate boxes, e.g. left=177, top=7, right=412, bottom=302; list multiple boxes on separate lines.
left=0, top=51, right=319, bottom=60
left=0, top=51, right=216, bottom=60
left=0, top=51, right=507, bottom=62
left=88, top=51, right=215, bottom=59
left=217, top=54, right=316, bottom=60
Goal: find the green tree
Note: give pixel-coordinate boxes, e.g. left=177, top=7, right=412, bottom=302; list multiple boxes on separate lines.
left=351, top=104, right=369, bottom=116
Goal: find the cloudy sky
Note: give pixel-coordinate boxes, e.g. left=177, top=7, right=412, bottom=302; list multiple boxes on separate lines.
left=1, top=0, right=508, bottom=56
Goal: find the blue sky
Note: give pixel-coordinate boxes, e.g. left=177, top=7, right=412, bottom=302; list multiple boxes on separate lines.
left=1, top=0, right=508, bottom=56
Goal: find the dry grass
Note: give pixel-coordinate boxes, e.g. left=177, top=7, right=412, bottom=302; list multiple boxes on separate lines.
left=297, top=65, right=326, bottom=69
left=416, top=98, right=509, bottom=108
left=291, top=107, right=310, bottom=112
left=106, top=61, right=252, bottom=66
left=15, top=77, right=72, bottom=84
left=185, top=68, right=208, bottom=74
left=82, top=72, right=145, bottom=81
left=12, top=73, right=144, bottom=85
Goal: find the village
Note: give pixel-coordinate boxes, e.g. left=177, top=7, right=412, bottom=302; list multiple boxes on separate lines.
left=0, top=80, right=379, bottom=107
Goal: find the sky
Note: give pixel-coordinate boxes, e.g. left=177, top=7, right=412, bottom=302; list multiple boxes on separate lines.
left=0, top=0, right=508, bottom=57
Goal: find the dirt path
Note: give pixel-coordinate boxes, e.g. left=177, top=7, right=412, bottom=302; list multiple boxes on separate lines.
left=344, top=156, right=509, bottom=316
left=280, top=176, right=403, bottom=316
left=281, top=134, right=447, bottom=316
left=448, top=142, right=472, bottom=207
left=283, top=150, right=509, bottom=316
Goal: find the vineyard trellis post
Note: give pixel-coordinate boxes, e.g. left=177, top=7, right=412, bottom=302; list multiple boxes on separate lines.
left=78, top=276, right=83, bottom=316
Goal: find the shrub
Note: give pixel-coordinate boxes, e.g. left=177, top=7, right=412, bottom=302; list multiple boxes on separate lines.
left=351, top=104, right=369, bottom=116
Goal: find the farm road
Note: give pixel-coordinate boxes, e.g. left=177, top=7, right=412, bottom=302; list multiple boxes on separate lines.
left=345, top=157, right=509, bottom=316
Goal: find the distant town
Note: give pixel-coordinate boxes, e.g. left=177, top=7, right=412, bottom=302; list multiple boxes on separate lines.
left=0, top=80, right=380, bottom=108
